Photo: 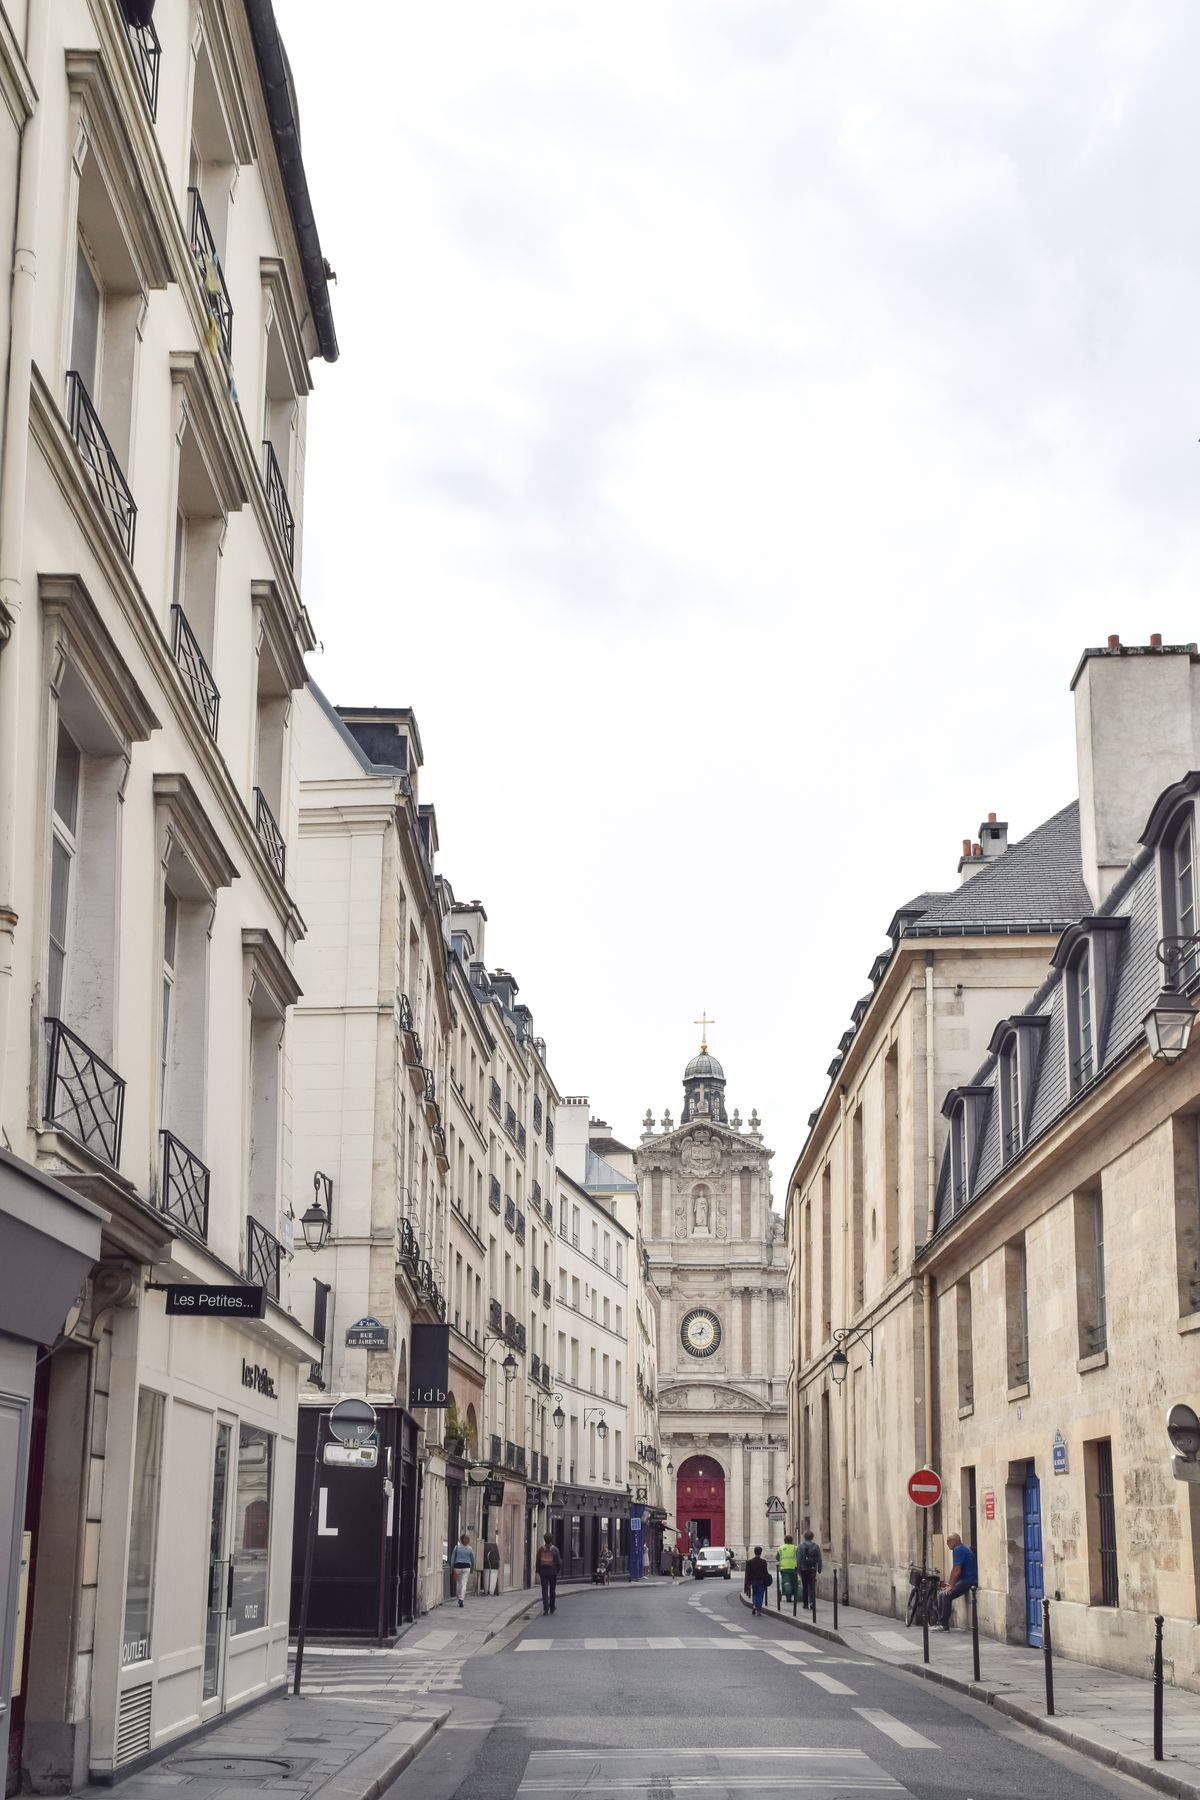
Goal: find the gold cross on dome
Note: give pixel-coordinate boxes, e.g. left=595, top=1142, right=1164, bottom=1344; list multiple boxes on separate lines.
left=694, top=1013, right=715, bottom=1054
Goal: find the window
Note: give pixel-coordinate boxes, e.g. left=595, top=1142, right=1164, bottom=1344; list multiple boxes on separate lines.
left=122, top=1389, right=165, bottom=1667
left=961, top=1465, right=978, bottom=1556
left=572, top=1206, right=580, bottom=1247
left=1000, top=1034, right=1022, bottom=1161
left=602, top=1353, right=609, bottom=1397
left=71, top=239, right=102, bottom=394
left=884, top=1044, right=900, bottom=1274
left=949, top=1102, right=968, bottom=1209
left=571, top=1276, right=580, bottom=1310
left=160, top=888, right=177, bottom=1120
left=592, top=1221, right=599, bottom=1262
left=47, top=724, right=80, bottom=1019
left=1074, top=1187, right=1107, bottom=1357
left=1085, top=1437, right=1119, bottom=1606
left=956, top=1279, right=974, bottom=1411
left=603, top=1297, right=610, bottom=1329
left=1069, top=943, right=1095, bottom=1090
left=603, top=1231, right=610, bottom=1269
left=260, top=263, right=309, bottom=570
left=589, top=1347, right=596, bottom=1392
left=249, top=583, right=307, bottom=880
left=616, top=1242, right=623, bottom=1280
left=559, top=1196, right=568, bottom=1238
left=1005, top=1236, right=1030, bottom=1389
left=1169, top=810, right=1199, bottom=985
left=243, top=929, right=300, bottom=1250
left=615, top=1305, right=623, bottom=1336
left=851, top=1104, right=864, bottom=1306
left=821, top=1163, right=832, bottom=1343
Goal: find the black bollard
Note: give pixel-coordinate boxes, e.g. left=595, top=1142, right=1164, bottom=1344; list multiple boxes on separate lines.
left=1042, top=1597, right=1054, bottom=1716
left=1153, top=1614, right=1165, bottom=1761
left=792, top=1577, right=798, bottom=1618
left=811, top=1576, right=817, bottom=1624
left=970, top=1585, right=980, bottom=1683
left=833, top=1567, right=839, bottom=1632
left=922, top=1585, right=930, bottom=1665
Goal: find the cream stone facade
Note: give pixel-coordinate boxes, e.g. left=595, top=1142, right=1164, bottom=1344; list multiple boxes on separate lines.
left=787, top=636, right=1200, bottom=1693
left=638, top=1047, right=785, bottom=1562
left=0, top=0, right=336, bottom=1782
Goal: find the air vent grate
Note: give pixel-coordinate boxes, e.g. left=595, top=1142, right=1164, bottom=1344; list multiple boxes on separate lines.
left=115, top=1683, right=152, bottom=1765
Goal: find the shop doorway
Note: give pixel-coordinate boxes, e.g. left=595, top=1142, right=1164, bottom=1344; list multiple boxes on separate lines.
left=201, top=1420, right=233, bottom=1715
left=675, top=1455, right=725, bottom=1554
left=1023, top=1462, right=1044, bottom=1647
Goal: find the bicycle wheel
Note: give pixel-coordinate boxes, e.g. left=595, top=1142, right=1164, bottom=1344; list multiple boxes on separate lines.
left=925, top=1590, right=942, bottom=1628
left=905, top=1585, right=919, bottom=1628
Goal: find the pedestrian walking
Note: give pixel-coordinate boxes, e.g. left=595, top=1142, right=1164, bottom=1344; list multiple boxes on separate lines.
left=449, top=1533, right=475, bottom=1607
left=798, top=1530, right=822, bottom=1610
left=744, top=1545, right=772, bottom=1616
left=938, top=1532, right=978, bottom=1630
left=536, top=1533, right=562, bottom=1614
left=776, top=1533, right=799, bottom=1606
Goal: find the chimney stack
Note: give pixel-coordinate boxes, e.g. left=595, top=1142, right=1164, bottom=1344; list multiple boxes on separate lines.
left=1072, top=638, right=1200, bottom=904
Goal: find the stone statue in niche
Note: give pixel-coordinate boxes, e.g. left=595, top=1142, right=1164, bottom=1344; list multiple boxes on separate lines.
left=693, top=1190, right=710, bottom=1232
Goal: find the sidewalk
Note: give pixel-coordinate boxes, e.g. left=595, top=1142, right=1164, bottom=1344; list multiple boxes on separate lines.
left=70, top=1587, right=549, bottom=1800
left=748, top=1588, right=1200, bottom=1800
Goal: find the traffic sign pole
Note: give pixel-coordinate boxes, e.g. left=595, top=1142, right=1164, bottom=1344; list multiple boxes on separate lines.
left=293, top=1412, right=326, bottom=1695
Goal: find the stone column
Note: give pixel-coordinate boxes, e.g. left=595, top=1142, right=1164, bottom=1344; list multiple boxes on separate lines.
left=730, top=1434, right=745, bottom=1556
left=748, top=1436, right=767, bottom=1554
left=729, top=1283, right=742, bottom=1373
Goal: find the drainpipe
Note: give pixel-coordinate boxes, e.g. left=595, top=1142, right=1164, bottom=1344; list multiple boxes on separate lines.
left=839, top=1087, right=850, bottom=1573
left=922, top=955, right=937, bottom=1468
left=0, top=0, right=49, bottom=1130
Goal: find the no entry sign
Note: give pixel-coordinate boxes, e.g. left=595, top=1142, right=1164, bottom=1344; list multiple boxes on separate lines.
left=907, top=1468, right=942, bottom=1508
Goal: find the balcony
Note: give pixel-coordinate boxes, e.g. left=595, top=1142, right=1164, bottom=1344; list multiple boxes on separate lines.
left=66, top=372, right=136, bottom=558
left=514, top=1446, right=527, bottom=1475
left=504, top=1196, right=516, bottom=1232
left=488, top=1175, right=502, bottom=1214
left=513, top=1322, right=527, bottom=1353
left=489, top=1078, right=501, bottom=1116
left=542, top=1284, right=551, bottom=1308
left=517, top=1123, right=527, bottom=1154
left=171, top=606, right=220, bottom=740
left=397, top=1215, right=420, bottom=1278
left=544, top=1197, right=554, bottom=1225
left=532, top=1179, right=542, bottom=1210
left=422, top=1066, right=439, bottom=1125
left=118, top=0, right=160, bottom=116
left=504, top=1310, right=518, bottom=1343
left=546, top=1119, right=555, bottom=1151
left=253, top=787, right=286, bottom=882
left=505, top=1440, right=517, bottom=1469
left=516, top=1209, right=526, bottom=1245
left=504, top=1103, right=517, bottom=1138
left=159, top=1130, right=210, bottom=1241
left=398, top=994, right=422, bottom=1066
left=533, top=1096, right=543, bottom=1133
left=187, top=188, right=233, bottom=359
left=540, top=1454, right=549, bottom=1484
left=245, top=1215, right=281, bottom=1300
left=44, top=1018, right=125, bottom=1166
left=489, top=1298, right=503, bottom=1332
left=261, top=440, right=294, bottom=568
left=531, top=1267, right=540, bottom=1296
left=490, top=1434, right=502, bottom=1464
left=531, top=1352, right=542, bottom=1382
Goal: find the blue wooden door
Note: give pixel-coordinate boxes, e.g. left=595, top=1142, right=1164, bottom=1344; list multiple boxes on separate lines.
left=1023, top=1462, right=1044, bottom=1647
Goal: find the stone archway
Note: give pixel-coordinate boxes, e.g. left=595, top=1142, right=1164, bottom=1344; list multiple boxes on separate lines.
left=675, top=1452, right=726, bottom=1554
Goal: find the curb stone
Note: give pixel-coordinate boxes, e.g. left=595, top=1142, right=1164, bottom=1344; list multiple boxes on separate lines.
left=317, top=1710, right=449, bottom=1800
left=741, top=1594, right=1200, bottom=1800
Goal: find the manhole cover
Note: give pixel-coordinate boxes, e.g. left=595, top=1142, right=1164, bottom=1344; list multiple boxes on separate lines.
left=165, top=1754, right=308, bottom=1781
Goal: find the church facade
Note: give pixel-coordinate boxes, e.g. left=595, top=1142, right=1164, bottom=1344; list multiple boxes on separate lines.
left=637, top=1041, right=788, bottom=1560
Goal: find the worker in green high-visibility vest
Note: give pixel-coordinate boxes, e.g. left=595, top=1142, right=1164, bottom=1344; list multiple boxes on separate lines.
left=776, top=1533, right=799, bottom=1603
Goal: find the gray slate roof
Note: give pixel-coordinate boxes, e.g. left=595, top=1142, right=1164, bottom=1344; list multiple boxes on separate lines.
left=901, top=802, right=1090, bottom=931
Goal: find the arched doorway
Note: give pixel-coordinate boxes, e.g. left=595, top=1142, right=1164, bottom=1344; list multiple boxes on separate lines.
left=675, top=1454, right=726, bottom=1554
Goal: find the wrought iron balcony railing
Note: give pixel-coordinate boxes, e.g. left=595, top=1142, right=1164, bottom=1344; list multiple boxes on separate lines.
left=488, top=1174, right=502, bottom=1213
left=531, top=1267, right=540, bottom=1295
left=490, top=1434, right=502, bottom=1463
left=489, top=1077, right=502, bottom=1115
left=542, top=1283, right=551, bottom=1308
left=245, top=1215, right=281, bottom=1300
left=44, top=1017, right=125, bottom=1166
left=489, top=1297, right=503, bottom=1331
left=505, top=1103, right=517, bottom=1137
left=532, top=1179, right=542, bottom=1209
left=504, top=1196, right=516, bottom=1232
left=546, top=1119, right=555, bottom=1151
left=545, top=1197, right=554, bottom=1225
left=160, top=1129, right=210, bottom=1241
left=253, top=786, right=286, bottom=881
left=533, top=1096, right=543, bottom=1133
left=516, top=1209, right=526, bottom=1245
left=504, top=1310, right=518, bottom=1342
left=514, top=1446, right=526, bottom=1474
left=398, top=1215, right=420, bottom=1275
left=512, top=1321, right=527, bottom=1352
left=171, top=606, right=220, bottom=740
left=118, top=0, right=161, bottom=116
left=540, top=1453, right=549, bottom=1483
left=261, top=440, right=294, bottom=568
left=187, top=188, right=233, bottom=359
left=505, top=1440, right=517, bottom=1469
left=66, top=373, right=136, bottom=558
left=517, top=1123, right=527, bottom=1154
left=531, top=1353, right=542, bottom=1382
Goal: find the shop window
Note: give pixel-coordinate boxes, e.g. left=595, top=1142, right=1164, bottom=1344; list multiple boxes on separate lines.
left=122, top=1389, right=165, bottom=1667
left=230, top=1424, right=273, bottom=1634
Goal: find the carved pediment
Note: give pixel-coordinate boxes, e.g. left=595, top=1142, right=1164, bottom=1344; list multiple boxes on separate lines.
left=659, top=1383, right=763, bottom=1415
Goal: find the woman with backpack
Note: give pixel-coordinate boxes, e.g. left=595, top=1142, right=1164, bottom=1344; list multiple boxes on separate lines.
left=798, top=1530, right=823, bottom=1609
left=743, top=1545, right=772, bottom=1617
left=536, top=1533, right=562, bottom=1614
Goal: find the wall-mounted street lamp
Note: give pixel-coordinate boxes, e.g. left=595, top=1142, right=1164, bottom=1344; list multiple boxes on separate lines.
left=829, top=1323, right=874, bottom=1386
left=666, top=1459, right=674, bottom=1476
left=301, top=1172, right=333, bottom=1251
left=1144, top=988, right=1196, bottom=1063
left=552, top=1391, right=566, bottom=1431
left=584, top=1405, right=609, bottom=1440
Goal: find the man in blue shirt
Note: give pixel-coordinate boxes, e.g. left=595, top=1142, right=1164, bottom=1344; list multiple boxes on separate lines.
left=938, top=1534, right=978, bottom=1630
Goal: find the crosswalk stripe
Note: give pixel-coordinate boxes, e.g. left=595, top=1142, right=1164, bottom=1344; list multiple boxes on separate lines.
left=514, top=1641, right=551, bottom=1652
left=800, top=1670, right=857, bottom=1695
left=854, top=1708, right=939, bottom=1749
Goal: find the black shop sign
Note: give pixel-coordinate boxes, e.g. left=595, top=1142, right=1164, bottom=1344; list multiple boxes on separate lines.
left=409, top=1323, right=450, bottom=1407
left=157, top=1283, right=266, bottom=1319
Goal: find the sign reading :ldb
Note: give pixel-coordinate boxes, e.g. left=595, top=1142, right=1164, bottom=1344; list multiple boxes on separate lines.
left=409, top=1323, right=450, bottom=1409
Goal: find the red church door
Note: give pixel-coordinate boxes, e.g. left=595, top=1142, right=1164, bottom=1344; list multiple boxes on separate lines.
left=675, top=1455, right=725, bottom=1554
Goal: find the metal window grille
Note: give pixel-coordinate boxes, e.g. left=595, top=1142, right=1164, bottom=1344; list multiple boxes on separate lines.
left=187, top=188, right=233, bottom=358
left=1096, top=1438, right=1119, bottom=1606
left=159, top=1129, right=210, bottom=1240
left=253, top=787, right=286, bottom=881
left=489, top=1078, right=502, bottom=1114
left=44, top=1017, right=125, bottom=1165
left=66, top=372, right=137, bottom=557
left=245, top=1216, right=281, bottom=1299
left=171, top=606, right=220, bottom=739
left=118, top=2, right=160, bottom=117
left=489, top=1175, right=502, bottom=1212
left=261, top=441, right=294, bottom=568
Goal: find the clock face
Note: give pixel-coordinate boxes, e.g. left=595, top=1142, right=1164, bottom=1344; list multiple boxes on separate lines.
left=681, top=1307, right=722, bottom=1358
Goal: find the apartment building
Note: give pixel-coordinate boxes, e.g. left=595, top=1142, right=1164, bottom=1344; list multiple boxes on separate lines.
left=0, top=0, right=335, bottom=1783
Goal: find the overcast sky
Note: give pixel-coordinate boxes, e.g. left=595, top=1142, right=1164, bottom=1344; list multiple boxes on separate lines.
left=283, top=1, right=1200, bottom=1184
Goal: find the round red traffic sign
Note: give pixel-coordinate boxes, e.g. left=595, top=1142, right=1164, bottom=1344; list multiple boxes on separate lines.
left=907, top=1468, right=942, bottom=1507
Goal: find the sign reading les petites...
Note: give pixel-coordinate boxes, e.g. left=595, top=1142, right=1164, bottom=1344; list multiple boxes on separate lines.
left=161, top=1283, right=266, bottom=1319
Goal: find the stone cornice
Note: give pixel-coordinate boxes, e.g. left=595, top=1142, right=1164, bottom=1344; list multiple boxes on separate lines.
left=0, top=5, right=36, bottom=129
left=66, top=49, right=173, bottom=289
left=171, top=352, right=248, bottom=517
left=260, top=258, right=313, bottom=398
left=243, top=926, right=302, bottom=1016
left=153, top=771, right=239, bottom=897
left=40, top=573, right=160, bottom=749
left=194, top=0, right=255, bottom=166
left=252, top=577, right=313, bottom=690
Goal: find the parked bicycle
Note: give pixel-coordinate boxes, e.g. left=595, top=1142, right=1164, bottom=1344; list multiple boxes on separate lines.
left=905, top=1564, right=941, bottom=1628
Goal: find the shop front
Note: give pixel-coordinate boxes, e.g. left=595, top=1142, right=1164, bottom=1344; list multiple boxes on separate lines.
left=551, top=1486, right=632, bottom=1581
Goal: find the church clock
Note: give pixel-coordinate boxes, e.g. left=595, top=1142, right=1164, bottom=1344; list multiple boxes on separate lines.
left=680, top=1307, right=722, bottom=1358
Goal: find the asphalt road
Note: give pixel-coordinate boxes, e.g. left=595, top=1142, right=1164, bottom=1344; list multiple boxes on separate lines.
left=387, top=1577, right=1158, bottom=1800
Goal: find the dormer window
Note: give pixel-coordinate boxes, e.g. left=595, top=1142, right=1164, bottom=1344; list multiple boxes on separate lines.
left=1000, top=1034, right=1022, bottom=1160
left=1069, top=942, right=1095, bottom=1090
left=1169, top=808, right=1198, bottom=986
left=949, top=1102, right=968, bottom=1210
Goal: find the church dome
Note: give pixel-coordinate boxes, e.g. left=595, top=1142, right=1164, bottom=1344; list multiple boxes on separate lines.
left=684, top=1051, right=725, bottom=1082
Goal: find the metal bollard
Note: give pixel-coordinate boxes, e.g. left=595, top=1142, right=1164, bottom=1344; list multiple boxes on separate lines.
left=1153, top=1614, right=1165, bottom=1761
left=922, top=1587, right=930, bottom=1665
left=833, top=1567, right=839, bottom=1632
left=1042, top=1597, right=1055, bottom=1716
left=970, top=1585, right=980, bottom=1684
left=811, top=1577, right=817, bottom=1624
